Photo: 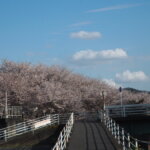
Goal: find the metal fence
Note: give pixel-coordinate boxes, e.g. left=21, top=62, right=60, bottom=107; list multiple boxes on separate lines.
left=99, top=110, right=149, bottom=150
left=105, top=104, right=150, bottom=118
left=52, top=113, right=74, bottom=150
left=0, top=113, right=71, bottom=142
left=0, top=106, right=22, bottom=118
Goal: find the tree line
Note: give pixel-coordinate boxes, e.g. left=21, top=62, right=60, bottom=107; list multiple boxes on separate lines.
left=0, top=60, right=149, bottom=117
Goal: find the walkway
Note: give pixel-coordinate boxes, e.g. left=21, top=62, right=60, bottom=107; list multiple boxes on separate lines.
left=67, top=121, right=117, bottom=150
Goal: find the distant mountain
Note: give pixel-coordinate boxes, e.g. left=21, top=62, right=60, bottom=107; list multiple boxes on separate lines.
left=124, top=87, right=150, bottom=94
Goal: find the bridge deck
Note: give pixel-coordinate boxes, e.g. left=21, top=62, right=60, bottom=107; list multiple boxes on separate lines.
left=67, top=121, right=117, bottom=150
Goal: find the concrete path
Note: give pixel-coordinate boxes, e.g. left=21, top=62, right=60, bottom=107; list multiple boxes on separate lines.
left=67, top=121, right=116, bottom=150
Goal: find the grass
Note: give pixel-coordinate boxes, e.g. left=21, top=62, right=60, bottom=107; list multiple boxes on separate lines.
left=0, top=124, right=64, bottom=150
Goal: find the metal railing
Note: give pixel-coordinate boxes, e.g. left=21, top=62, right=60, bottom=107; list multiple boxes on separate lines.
left=105, top=104, right=150, bottom=118
left=0, top=106, right=22, bottom=118
left=0, top=114, right=61, bottom=142
left=52, top=113, right=74, bottom=150
left=99, top=110, right=149, bottom=150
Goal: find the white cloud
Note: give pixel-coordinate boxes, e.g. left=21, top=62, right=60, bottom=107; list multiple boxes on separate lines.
left=116, top=70, right=149, bottom=82
left=73, top=48, right=127, bottom=61
left=87, top=3, right=142, bottom=13
left=103, top=79, right=121, bottom=88
left=100, top=49, right=127, bottom=58
left=70, top=31, right=101, bottom=39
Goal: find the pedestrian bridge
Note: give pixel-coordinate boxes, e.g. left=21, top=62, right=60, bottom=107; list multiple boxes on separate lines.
left=67, top=120, right=117, bottom=150
left=53, top=111, right=146, bottom=150
left=0, top=104, right=150, bottom=150
left=53, top=108, right=150, bottom=150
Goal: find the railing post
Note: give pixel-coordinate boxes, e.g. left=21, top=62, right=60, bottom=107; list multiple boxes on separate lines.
left=66, top=126, right=69, bottom=142
left=110, top=119, right=113, bottom=132
left=56, top=143, right=59, bottom=150
left=60, top=132, right=63, bottom=150
left=135, top=139, right=138, bottom=150
left=113, top=121, right=115, bottom=136
left=32, top=123, right=35, bottom=135
left=108, top=118, right=111, bottom=131
left=72, top=113, right=74, bottom=125
left=4, top=130, right=7, bottom=142
left=24, top=122, right=26, bottom=132
left=117, top=125, right=120, bottom=144
left=57, top=114, right=60, bottom=125
left=122, top=128, right=125, bottom=150
left=114, top=122, right=117, bottom=138
left=111, top=120, right=114, bottom=135
left=109, top=118, right=111, bottom=131
left=104, top=112, right=106, bottom=125
left=49, top=114, right=51, bottom=125
left=105, top=116, right=107, bottom=126
left=107, top=117, right=109, bottom=129
left=128, top=133, right=131, bottom=148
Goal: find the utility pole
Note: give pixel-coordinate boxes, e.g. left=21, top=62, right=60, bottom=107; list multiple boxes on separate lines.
left=119, top=87, right=124, bottom=117
left=5, top=91, right=8, bottom=118
left=102, top=91, right=105, bottom=110
left=119, top=87, right=123, bottom=106
left=101, top=90, right=107, bottom=110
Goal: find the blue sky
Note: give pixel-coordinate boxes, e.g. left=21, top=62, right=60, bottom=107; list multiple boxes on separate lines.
left=0, top=0, right=150, bottom=90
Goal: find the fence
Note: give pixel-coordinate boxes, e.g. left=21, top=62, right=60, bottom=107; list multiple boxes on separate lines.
left=105, top=104, right=150, bottom=118
left=99, top=110, right=150, bottom=150
left=0, top=106, right=22, bottom=118
left=0, top=113, right=71, bottom=142
left=52, top=113, right=74, bottom=150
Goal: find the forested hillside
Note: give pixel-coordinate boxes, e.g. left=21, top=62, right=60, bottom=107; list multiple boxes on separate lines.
left=0, top=60, right=149, bottom=117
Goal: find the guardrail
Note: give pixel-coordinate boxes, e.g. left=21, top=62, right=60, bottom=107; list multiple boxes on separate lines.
left=105, top=104, right=150, bottom=118
left=52, top=113, right=74, bottom=150
left=0, top=114, right=63, bottom=142
left=99, top=110, right=149, bottom=150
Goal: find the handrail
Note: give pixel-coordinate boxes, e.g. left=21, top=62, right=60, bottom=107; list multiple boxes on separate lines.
left=0, top=114, right=59, bottom=142
left=99, top=110, right=146, bottom=150
left=105, top=104, right=150, bottom=118
left=52, top=113, right=74, bottom=150
left=106, top=104, right=150, bottom=108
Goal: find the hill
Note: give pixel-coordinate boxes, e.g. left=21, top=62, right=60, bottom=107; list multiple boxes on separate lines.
left=124, top=87, right=150, bottom=94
